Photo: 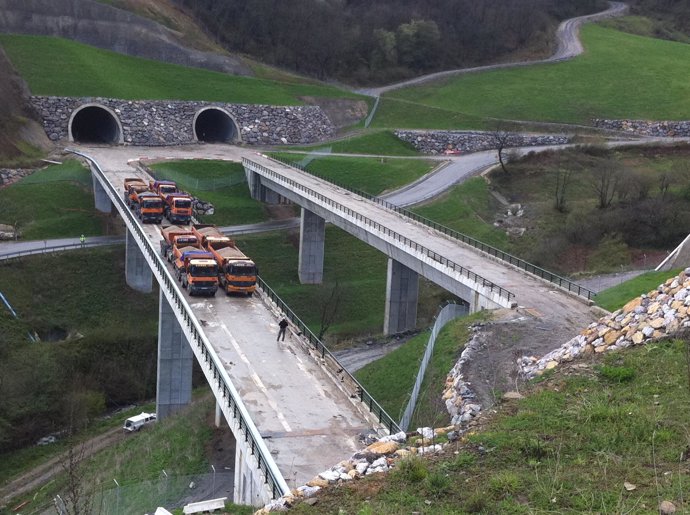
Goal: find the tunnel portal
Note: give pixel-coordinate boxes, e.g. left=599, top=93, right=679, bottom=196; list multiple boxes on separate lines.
left=194, top=108, right=238, bottom=143
left=69, top=105, right=123, bottom=144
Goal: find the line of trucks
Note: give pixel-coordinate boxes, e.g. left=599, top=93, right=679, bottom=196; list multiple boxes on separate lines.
left=123, top=177, right=258, bottom=297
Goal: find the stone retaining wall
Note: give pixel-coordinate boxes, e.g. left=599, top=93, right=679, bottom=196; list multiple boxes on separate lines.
left=593, top=119, right=690, bottom=138
left=0, top=168, right=33, bottom=188
left=395, top=129, right=570, bottom=155
left=520, top=268, right=690, bottom=378
left=31, top=96, right=336, bottom=146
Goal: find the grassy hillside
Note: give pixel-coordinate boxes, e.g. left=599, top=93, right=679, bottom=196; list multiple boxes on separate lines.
left=0, top=34, right=361, bottom=104
left=375, top=25, right=690, bottom=128
left=293, top=338, right=690, bottom=514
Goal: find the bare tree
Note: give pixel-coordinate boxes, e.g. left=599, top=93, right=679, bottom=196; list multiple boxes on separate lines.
left=491, top=129, right=513, bottom=174
left=317, top=279, right=342, bottom=340
left=591, top=166, right=620, bottom=209
left=658, top=172, right=672, bottom=200
left=554, top=168, right=573, bottom=212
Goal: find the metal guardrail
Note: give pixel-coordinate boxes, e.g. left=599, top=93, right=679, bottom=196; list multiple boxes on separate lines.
left=243, top=157, right=516, bottom=305
left=268, top=155, right=595, bottom=301
left=0, top=240, right=124, bottom=262
left=257, top=277, right=401, bottom=435
left=67, top=149, right=290, bottom=500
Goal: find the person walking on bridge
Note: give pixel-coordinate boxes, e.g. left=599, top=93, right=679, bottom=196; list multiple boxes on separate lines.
left=277, top=317, right=289, bottom=342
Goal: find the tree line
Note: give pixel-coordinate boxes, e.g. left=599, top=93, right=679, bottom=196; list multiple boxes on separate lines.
left=171, top=0, right=605, bottom=84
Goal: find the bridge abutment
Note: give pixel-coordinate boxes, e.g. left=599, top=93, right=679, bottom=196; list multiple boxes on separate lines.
left=125, top=230, right=153, bottom=293
left=384, top=258, right=419, bottom=335
left=91, top=171, right=112, bottom=213
left=156, top=290, right=193, bottom=420
left=298, top=208, right=325, bottom=284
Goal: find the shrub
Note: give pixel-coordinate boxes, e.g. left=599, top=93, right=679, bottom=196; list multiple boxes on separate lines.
left=598, top=365, right=635, bottom=383
left=394, top=455, right=428, bottom=483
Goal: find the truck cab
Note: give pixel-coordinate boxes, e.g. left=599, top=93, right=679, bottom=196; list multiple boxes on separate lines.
left=134, top=192, right=163, bottom=223
left=149, top=180, right=178, bottom=198
left=207, top=239, right=258, bottom=296
left=164, top=194, right=193, bottom=225
left=174, top=249, right=218, bottom=296
left=123, top=178, right=148, bottom=207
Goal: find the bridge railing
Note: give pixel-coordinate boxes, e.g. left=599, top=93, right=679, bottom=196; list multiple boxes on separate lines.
left=243, top=157, right=515, bottom=305
left=256, top=277, right=401, bottom=435
left=67, top=149, right=290, bottom=501
left=268, top=155, right=595, bottom=301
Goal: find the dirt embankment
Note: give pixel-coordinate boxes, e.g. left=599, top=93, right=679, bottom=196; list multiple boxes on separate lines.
left=0, top=46, right=51, bottom=165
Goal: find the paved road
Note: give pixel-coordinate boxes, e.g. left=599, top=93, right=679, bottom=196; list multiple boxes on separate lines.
left=357, top=2, right=629, bottom=97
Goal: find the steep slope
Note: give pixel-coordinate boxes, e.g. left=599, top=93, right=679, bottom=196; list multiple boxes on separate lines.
left=0, top=47, right=50, bottom=166
left=0, top=0, right=251, bottom=76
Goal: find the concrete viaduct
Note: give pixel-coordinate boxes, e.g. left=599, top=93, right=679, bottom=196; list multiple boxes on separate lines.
left=70, top=143, right=599, bottom=507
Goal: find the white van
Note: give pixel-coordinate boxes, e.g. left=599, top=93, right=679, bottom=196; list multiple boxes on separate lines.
left=123, top=412, right=157, bottom=432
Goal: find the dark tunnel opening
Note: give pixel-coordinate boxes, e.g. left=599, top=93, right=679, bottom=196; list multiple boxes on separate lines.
left=195, top=109, right=237, bottom=143
left=70, top=106, right=121, bottom=144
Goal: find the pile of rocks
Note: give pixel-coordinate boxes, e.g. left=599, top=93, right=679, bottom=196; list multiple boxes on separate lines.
left=593, top=119, right=690, bottom=138
left=0, top=168, right=33, bottom=188
left=255, top=426, right=454, bottom=513
left=520, top=268, right=690, bottom=378
left=0, top=223, right=20, bottom=240
left=394, top=130, right=570, bottom=155
left=442, top=324, right=484, bottom=427
left=192, top=198, right=214, bottom=217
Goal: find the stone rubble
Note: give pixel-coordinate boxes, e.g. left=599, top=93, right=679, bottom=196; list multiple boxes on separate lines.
left=520, top=267, right=690, bottom=378
left=394, top=129, right=570, bottom=155
left=593, top=119, right=690, bottom=138
left=0, top=168, right=33, bottom=188
left=254, top=426, right=451, bottom=514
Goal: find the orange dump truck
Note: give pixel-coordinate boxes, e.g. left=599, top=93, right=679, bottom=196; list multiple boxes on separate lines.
left=163, top=194, right=193, bottom=225
left=172, top=246, right=218, bottom=296
left=133, top=192, right=163, bottom=223
left=149, top=180, right=178, bottom=199
left=123, top=178, right=148, bottom=207
left=159, top=225, right=199, bottom=262
left=192, top=225, right=258, bottom=295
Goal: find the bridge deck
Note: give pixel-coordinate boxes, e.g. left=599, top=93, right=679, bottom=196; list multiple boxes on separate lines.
left=99, top=163, right=374, bottom=489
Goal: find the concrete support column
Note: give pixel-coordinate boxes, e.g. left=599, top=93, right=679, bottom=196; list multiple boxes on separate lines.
left=298, top=208, right=325, bottom=284
left=261, top=185, right=280, bottom=205
left=91, top=171, right=112, bottom=213
left=125, top=230, right=153, bottom=293
left=246, top=169, right=262, bottom=201
left=383, top=258, right=419, bottom=335
left=215, top=400, right=223, bottom=428
left=156, top=290, right=193, bottom=420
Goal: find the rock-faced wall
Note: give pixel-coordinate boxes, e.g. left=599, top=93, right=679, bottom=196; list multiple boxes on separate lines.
left=31, top=96, right=336, bottom=146
left=395, top=129, right=570, bottom=154
left=593, top=119, right=690, bottom=137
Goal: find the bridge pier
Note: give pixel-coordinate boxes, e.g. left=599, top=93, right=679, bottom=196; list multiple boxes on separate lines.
left=246, top=169, right=281, bottom=204
left=384, top=258, right=419, bottom=335
left=125, top=230, right=153, bottom=293
left=298, top=208, right=325, bottom=284
left=91, top=171, right=112, bottom=213
left=156, top=290, right=193, bottom=420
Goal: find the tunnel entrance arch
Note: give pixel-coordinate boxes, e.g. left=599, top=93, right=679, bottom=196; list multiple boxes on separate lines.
left=68, top=104, right=124, bottom=144
left=193, top=107, right=240, bottom=143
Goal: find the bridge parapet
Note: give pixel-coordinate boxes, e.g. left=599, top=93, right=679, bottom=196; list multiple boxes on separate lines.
left=67, top=149, right=290, bottom=504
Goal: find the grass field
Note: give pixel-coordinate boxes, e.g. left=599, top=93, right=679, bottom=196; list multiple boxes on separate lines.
left=594, top=269, right=683, bottom=312
left=0, top=34, right=362, bottom=104
left=290, top=130, right=421, bottom=156
left=148, top=160, right=270, bottom=226
left=375, top=25, right=690, bottom=127
left=0, top=160, right=106, bottom=240
left=270, top=153, right=437, bottom=195
left=294, top=339, right=690, bottom=514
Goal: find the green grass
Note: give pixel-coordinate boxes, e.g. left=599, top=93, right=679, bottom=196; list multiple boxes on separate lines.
left=290, top=130, right=421, bottom=156
left=0, top=34, right=362, bottom=104
left=270, top=153, right=437, bottom=195
left=379, top=25, right=690, bottom=127
left=594, top=269, right=684, bottom=311
left=372, top=97, right=492, bottom=130
left=148, top=160, right=270, bottom=225
left=293, top=339, right=690, bottom=514
left=355, top=313, right=488, bottom=425
left=413, top=177, right=510, bottom=250
left=0, top=159, right=106, bottom=239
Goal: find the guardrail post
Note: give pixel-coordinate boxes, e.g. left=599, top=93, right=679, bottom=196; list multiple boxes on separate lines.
left=157, top=290, right=193, bottom=420
left=125, top=229, right=153, bottom=293
left=383, top=258, right=419, bottom=335
left=298, top=208, right=325, bottom=284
